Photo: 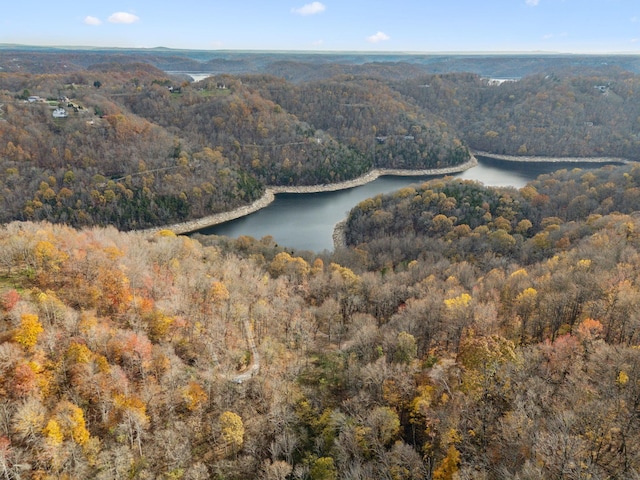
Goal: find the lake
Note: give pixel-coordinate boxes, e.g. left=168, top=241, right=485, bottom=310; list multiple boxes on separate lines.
left=194, top=156, right=622, bottom=252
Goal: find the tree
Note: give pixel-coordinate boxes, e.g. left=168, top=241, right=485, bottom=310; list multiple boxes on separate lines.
left=309, top=457, right=337, bottom=480
left=219, top=411, right=244, bottom=455
left=95, top=445, right=134, bottom=480
left=12, top=397, right=46, bottom=445
left=0, top=436, right=22, bottom=480
left=2, top=290, right=20, bottom=311
left=364, top=406, right=401, bottom=450
left=268, top=252, right=310, bottom=281
left=515, top=218, right=533, bottom=235
left=443, top=293, right=473, bottom=348
left=54, top=400, right=91, bottom=446
left=12, top=363, right=38, bottom=398
left=182, top=381, right=207, bottom=412
left=210, top=281, right=230, bottom=304
left=394, top=331, right=417, bottom=364
left=433, top=444, right=460, bottom=480
left=260, top=460, right=293, bottom=480
left=13, top=313, right=43, bottom=350
left=114, top=394, right=149, bottom=455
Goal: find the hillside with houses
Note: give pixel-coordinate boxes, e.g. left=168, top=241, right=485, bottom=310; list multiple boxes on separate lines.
left=0, top=51, right=640, bottom=232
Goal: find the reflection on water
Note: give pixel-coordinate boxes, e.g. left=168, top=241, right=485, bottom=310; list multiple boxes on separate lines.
left=195, top=156, right=622, bottom=252
left=166, top=72, right=214, bottom=82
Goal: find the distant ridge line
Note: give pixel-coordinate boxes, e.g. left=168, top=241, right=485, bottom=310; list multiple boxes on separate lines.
left=4, top=44, right=640, bottom=56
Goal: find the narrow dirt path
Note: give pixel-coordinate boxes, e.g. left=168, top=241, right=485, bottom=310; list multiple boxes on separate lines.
left=230, top=320, right=260, bottom=384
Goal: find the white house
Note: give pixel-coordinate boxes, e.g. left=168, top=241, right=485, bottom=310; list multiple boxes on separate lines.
left=52, top=108, right=68, bottom=118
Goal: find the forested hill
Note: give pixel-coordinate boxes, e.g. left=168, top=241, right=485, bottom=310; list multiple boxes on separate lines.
left=2, top=163, right=640, bottom=477
left=394, top=71, right=640, bottom=158
left=0, top=66, right=467, bottom=231
left=3, top=46, right=640, bottom=78
left=344, top=162, right=640, bottom=269
left=2, top=51, right=640, bottom=232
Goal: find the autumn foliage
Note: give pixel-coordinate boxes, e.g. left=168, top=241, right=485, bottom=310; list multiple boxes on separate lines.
left=1, top=163, right=640, bottom=478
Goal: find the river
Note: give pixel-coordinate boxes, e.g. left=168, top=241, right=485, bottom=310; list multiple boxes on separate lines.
left=193, top=156, right=623, bottom=252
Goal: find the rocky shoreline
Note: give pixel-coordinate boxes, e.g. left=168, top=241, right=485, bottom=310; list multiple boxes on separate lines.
left=472, top=150, right=631, bottom=164
left=142, top=151, right=635, bottom=241
left=143, top=156, right=479, bottom=236
left=332, top=219, right=347, bottom=251
left=330, top=151, right=634, bottom=250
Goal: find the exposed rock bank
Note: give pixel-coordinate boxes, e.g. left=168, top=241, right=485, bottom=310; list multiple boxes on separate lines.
left=332, top=220, right=347, bottom=251
left=144, top=156, right=478, bottom=236
left=332, top=151, right=634, bottom=250
left=473, top=150, right=631, bottom=164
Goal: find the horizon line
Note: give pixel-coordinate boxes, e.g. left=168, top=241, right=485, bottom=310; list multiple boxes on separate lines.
left=1, top=43, right=640, bottom=56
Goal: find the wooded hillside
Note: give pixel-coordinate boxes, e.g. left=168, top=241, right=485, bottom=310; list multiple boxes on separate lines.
left=1, top=163, right=640, bottom=478
left=2, top=58, right=640, bottom=232
left=395, top=71, right=640, bottom=158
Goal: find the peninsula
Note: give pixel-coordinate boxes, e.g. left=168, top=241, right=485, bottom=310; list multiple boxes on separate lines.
left=144, top=157, right=479, bottom=235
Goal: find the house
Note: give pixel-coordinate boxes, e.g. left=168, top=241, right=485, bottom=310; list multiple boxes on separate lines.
left=52, top=108, right=68, bottom=118
left=67, top=102, right=82, bottom=112
left=28, top=96, right=42, bottom=103
left=487, top=78, right=519, bottom=86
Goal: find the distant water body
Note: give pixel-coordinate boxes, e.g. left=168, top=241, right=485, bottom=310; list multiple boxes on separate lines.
left=195, top=156, right=622, bottom=252
left=165, top=72, right=214, bottom=82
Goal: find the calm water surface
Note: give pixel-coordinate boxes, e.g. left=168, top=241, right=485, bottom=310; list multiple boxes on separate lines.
left=195, top=156, right=621, bottom=252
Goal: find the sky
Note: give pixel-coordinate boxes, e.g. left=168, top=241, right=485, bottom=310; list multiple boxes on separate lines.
left=2, top=0, right=639, bottom=53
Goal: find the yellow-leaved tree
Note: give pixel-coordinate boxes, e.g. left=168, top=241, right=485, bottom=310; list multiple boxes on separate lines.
left=210, top=281, right=230, bottom=304
left=13, top=313, right=43, bottom=350
left=220, top=411, right=244, bottom=455
left=433, top=443, right=461, bottom=480
left=54, top=401, right=91, bottom=446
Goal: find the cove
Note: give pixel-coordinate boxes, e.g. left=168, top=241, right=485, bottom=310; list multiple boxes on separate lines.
left=193, top=156, right=623, bottom=252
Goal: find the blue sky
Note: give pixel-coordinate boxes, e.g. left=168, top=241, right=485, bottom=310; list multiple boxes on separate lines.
left=2, top=0, right=639, bottom=53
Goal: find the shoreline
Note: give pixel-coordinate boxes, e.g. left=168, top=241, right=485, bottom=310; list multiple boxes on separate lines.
left=472, top=150, right=631, bottom=164
left=331, top=151, right=633, bottom=250
left=333, top=219, right=348, bottom=251
left=143, top=156, right=479, bottom=236
left=143, top=150, right=633, bottom=239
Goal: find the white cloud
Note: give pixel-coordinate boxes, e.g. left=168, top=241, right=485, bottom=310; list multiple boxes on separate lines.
left=312, top=39, right=324, bottom=46
left=542, top=32, right=568, bottom=40
left=366, top=31, right=390, bottom=43
left=84, top=16, right=102, bottom=26
left=526, top=0, right=540, bottom=6
left=108, top=12, right=140, bottom=24
left=292, top=2, right=326, bottom=16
